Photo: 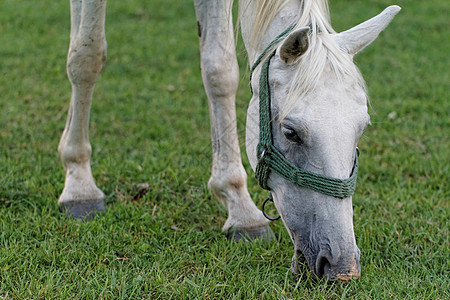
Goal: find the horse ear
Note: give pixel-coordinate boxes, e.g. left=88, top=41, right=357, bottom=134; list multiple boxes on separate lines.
left=334, top=5, right=401, bottom=56
left=280, top=27, right=310, bottom=65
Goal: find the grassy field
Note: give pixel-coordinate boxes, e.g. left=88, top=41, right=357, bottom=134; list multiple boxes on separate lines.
left=0, top=0, right=448, bottom=298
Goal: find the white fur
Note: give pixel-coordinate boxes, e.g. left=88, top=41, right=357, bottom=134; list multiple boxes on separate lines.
left=58, top=0, right=107, bottom=206
left=194, top=0, right=270, bottom=233
left=335, top=6, right=402, bottom=55
left=58, top=1, right=400, bottom=265
left=242, top=0, right=400, bottom=279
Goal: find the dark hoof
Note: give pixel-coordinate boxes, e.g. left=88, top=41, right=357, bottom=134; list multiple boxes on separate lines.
left=59, top=199, right=106, bottom=220
left=227, top=225, right=275, bottom=242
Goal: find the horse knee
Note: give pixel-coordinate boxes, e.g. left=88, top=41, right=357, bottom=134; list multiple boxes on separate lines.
left=67, top=39, right=107, bottom=85
left=201, top=53, right=239, bottom=99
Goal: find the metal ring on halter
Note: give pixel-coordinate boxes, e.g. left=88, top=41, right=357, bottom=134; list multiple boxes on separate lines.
left=259, top=148, right=266, bottom=162
left=262, top=196, right=280, bottom=221
left=356, top=147, right=360, bottom=157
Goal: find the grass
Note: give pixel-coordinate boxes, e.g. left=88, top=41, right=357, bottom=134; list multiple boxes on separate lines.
left=0, top=0, right=448, bottom=298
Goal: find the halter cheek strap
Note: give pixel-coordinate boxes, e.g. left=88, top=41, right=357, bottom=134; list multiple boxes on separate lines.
left=250, top=29, right=359, bottom=200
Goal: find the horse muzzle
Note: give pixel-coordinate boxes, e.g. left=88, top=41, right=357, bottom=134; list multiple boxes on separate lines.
left=292, top=245, right=361, bottom=282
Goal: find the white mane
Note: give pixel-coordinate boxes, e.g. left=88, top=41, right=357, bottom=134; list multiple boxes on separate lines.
left=244, top=0, right=368, bottom=120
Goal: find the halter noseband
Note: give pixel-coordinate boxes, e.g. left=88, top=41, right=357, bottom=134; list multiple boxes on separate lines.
left=250, top=28, right=359, bottom=203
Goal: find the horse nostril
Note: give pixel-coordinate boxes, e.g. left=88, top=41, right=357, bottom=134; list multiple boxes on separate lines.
left=317, top=257, right=361, bottom=281
left=315, top=249, right=361, bottom=281
left=316, top=254, right=332, bottom=277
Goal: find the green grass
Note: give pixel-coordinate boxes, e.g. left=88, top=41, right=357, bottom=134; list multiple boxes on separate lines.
left=0, top=0, right=448, bottom=298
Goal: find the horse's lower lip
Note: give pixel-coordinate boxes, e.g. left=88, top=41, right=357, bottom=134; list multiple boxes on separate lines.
left=332, top=260, right=361, bottom=282
left=336, top=269, right=360, bottom=282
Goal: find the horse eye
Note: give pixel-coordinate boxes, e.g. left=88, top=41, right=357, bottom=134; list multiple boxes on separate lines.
left=282, top=126, right=302, bottom=144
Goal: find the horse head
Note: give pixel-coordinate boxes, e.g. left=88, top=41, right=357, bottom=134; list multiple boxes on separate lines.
left=245, top=5, right=400, bottom=281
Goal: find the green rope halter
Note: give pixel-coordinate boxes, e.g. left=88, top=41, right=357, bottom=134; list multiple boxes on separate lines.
left=250, top=28, right=359, bottom=199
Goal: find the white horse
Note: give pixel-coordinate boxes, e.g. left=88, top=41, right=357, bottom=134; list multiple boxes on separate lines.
left=58, top=0, right=400, bottom=281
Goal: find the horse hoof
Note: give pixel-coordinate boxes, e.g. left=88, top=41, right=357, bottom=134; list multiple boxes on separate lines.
left=227, top=225, right=275, bottom=242
left=59, top=199, right=106, bottom=220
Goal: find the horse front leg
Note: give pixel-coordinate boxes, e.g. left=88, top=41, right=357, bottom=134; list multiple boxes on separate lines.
left=58, top=0, right=107, bottom=219
left=194, top=0, right=273, bottom=241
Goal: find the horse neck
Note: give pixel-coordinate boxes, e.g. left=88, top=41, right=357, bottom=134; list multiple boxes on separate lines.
left=240, top=0, right=301, bottom=63
left=240, top=0, right=334, bottom=64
